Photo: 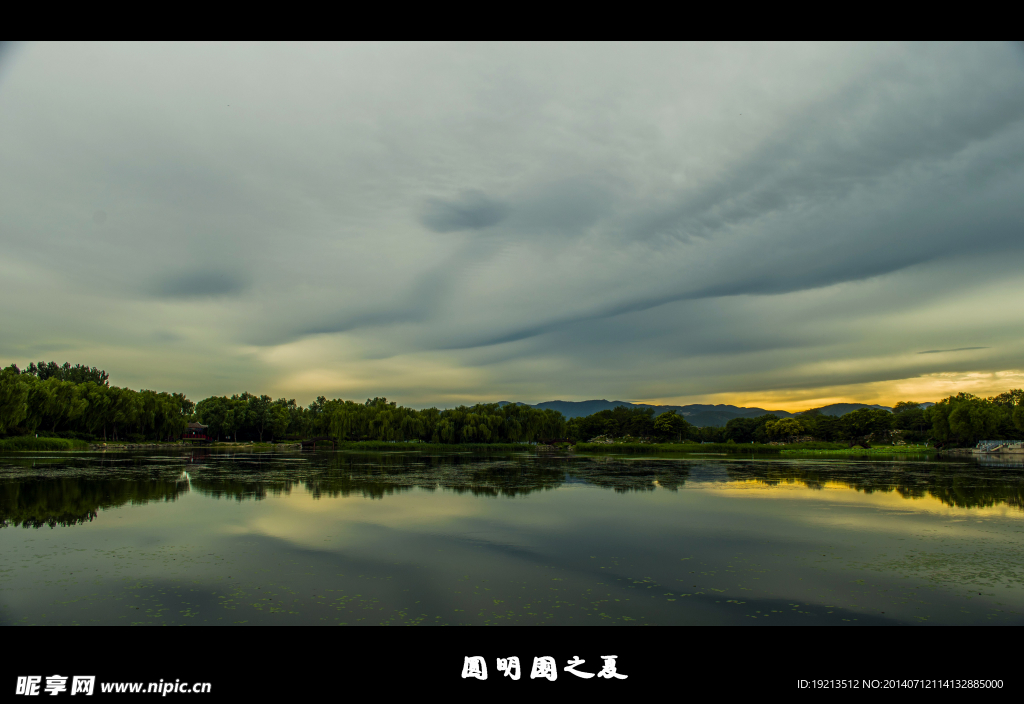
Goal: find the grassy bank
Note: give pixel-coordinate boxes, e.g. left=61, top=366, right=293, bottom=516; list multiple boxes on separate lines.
left=575, top=441, right=942, bottom=457
left=334, top=441, right=530, bottom=452
left=575, top=442, right=782, bottom=454
left=0, top=437, right=90, bottom=452
left=202, top=441, right=533, bottom=451
left=780, top=444, right=937, bottom=456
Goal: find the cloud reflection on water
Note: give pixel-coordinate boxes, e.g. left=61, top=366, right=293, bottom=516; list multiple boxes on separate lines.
left=2, top=451, right=1023, bottom=530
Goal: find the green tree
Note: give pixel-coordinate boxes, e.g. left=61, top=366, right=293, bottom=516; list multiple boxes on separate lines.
left=653, top=410, right=689, bottom=441
left=892, top=401, right=921, bottom=414
left=244, top=394, right=273, bottom=442
left=42, top=379, right=88, bottom=432
left=723, top=414, right=779, bottom=443
left=723, top=417, right=757, bottom=443
left=948, top=399, right=1000, bottom=445
left=841, top=408, right=893, bottom=442
left=699, top=425, right=723, bottom=442
left=892, top=401, right=928, bottom=433
left=0, top=366, right=30, bottom=433
left=26, top=361, right=108, bottom=385
left=765, top=417, right=803, bottom=439
left=928, top=393, right=1005, bottom=446
left=267, top=401, right=292, bottom=441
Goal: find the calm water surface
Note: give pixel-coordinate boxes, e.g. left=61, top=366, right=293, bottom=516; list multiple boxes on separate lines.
left=2, top=449, right=1022, bottom=626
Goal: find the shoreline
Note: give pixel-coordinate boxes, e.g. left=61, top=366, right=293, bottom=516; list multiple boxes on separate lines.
left=0, top=440, right=1015, bottom=460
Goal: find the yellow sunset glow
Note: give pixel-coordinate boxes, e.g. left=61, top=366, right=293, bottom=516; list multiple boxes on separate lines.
left=635, top=370, right=1024, bottom=413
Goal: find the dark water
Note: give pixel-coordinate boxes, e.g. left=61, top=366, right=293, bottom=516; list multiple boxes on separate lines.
left=2, top=449, right=1023, bottom=626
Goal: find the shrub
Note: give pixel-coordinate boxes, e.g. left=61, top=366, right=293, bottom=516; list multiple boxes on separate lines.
left=336, top=441, right=529, bottom=451
left=0, top=436, right=89, bottom=451
left=35, top=430, right=98, bottom=442
left=575, top=442, right=781, bottom=455
left=781, top=441, right=848, bottom=450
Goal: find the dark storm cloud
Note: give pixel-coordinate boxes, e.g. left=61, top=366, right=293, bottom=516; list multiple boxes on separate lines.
left=420, top=190, right=508, bottom=233
left=507, top=177, right=616, bottom=234
left=918, top=347, right=990, bottom=354
left=643, top=67, right=1024, bottom=245
left=624, top=60, right=1024, bottom=279
left=152, top=271, right=247, bottom=299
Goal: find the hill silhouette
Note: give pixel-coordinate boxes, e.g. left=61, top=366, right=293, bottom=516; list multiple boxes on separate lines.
left=495, top=399, right=926, bottom=427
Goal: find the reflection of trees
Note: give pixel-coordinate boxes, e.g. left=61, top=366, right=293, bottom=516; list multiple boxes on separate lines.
left=724, top=462, right=1024, bottom=511
left=314, top=453, right=690, bottom=497
left=185, top=452, right=690, bottom=500
left=13, top=449, right=1022, bottom=516
left=190, top=477, right=297, bottom=502
left=925, top=475, right=1024, bottom=510
left=0, top=477, right=187, bottom=528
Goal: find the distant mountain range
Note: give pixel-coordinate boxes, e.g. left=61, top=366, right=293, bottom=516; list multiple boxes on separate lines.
left=497, top=399, right=933, bottom=427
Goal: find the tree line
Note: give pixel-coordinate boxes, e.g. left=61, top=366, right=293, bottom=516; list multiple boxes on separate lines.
left=194, top=395, right=566, bottom=444
left=2, top=361, right=1021, bottom=447
left=24, top=361, right=109, bottom=385
left=1, top=364, right=192, bottom=442
left=0, top=362, right=566, bottom=444
left=567, top=390, right=1024, bottom=447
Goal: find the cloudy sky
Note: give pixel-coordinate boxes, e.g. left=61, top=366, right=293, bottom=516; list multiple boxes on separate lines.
left=1, top=42, right=1022, bottom=410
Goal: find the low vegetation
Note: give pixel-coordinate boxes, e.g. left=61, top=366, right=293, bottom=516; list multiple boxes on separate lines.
left=0, top=437, right=89, bottom=452
left=332, top=441, right=531, bottom=451
left=780, top=444, right=936, bottom=456
left=575, top=442, right=781, bottom=454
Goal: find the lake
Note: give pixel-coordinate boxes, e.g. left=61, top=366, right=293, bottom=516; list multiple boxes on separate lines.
left=2, top=449, right=1022, bottom=626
